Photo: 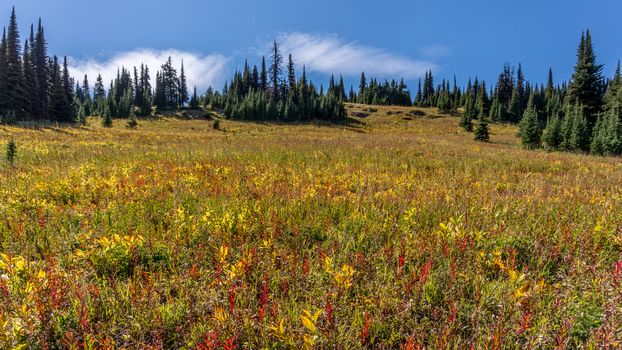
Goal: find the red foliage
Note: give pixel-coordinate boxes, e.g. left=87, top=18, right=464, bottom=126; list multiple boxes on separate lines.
left=613, top=258, right=622, bottom=288
left=228, top=285, right=236, bottom=314
left=325, top=301, right=334, bottom=329
left=361, top=312, right=372, bottom=347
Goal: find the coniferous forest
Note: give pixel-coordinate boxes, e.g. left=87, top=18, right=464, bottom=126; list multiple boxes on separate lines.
left=1, top=8, right=621, bottom=156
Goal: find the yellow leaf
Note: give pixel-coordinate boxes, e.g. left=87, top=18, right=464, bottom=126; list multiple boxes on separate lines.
left=300, top=315, right=316, bottom=333
left=219, top=245, right=229, bottom=263
left=212, top=306, right=229, bottom=323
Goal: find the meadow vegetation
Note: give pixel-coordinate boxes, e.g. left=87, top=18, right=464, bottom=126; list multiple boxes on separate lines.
left=1, top=106, right=622, bottom=349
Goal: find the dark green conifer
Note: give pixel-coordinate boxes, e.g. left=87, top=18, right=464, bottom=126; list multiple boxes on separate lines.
left=519, top=107, right=542, bottom=149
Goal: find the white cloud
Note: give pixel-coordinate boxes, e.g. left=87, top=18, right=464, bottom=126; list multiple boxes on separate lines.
left=69, top=49, right=230, bottom=91
left=274, top=32, right=437, bottom=78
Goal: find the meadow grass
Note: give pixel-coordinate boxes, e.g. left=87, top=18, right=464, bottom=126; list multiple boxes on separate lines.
left=1, top=106, right=621, bottom=349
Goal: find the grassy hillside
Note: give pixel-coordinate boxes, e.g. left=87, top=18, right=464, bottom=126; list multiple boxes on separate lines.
left=1, top=107, right=621, bottom=348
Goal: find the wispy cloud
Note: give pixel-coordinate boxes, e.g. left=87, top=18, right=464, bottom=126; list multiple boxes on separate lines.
left=69, top=49, right=230, bottom=91
left=417, top=45, right=451, bottom=59
left=274, top=32, right=437, bottom=78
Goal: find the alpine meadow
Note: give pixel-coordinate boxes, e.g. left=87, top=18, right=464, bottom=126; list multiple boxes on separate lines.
left=1, top=2, right=622, bottom=349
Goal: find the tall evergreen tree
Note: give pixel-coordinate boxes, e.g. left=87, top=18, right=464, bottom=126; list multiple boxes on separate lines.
left=268, top=41, right=283, bottom=100
left=543, top=116, right=563, bottom=150
left=287, top=54, right=297, bottom=101
left=22, top=37, right=36, bottom=116
left=567, top=30, right=604, bottom=125
left=189, top=86, right=199, bottom=109
left=32, top=18, right=49, bottom=118
left=4, top=7, right=26, bottom=114
left=178, top=59, right=188, bottom=106
left=519, top=106, right=542, bottom=149
left=260, top=56, right=268, bottom=94
left=474, top=115, right=490, bottom=142
left=49, top=56, right=71, bottom=121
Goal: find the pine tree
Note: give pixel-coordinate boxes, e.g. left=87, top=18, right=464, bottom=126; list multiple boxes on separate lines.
left=543, top=116, right=563, bottom=149
left=62, top=56, right=76, bottom=121
left=474, top=115, right=490, bottom=142
left=189, top=86, right=199, bottom=108
left=287, top=54, right=296, bottom=101
left=32, top=18, right=49, bottom=118
left=561, top=104, right=590, bottom=152
left=0, top=29, right=7, bottom=113
left=102, top=104, right=112, bottom=127
left=22, top=37, right=36, bottom=116
left=519, top=107, right=542, bottom=149
left=158, top=57, right=179, bottom=109
left=476, top=81, right=489, bottom=117
left=93, top=74, right=106, bottom=115
left=126, top=108, right=138, bottom=129
left=459, top=108, right=473, bottom=132
left=178, top=59, right=188, bottom=107
left=269, top=41, right=283, bottom=100
left=358, top=72, right=367, bottom=103
left=5, top=7, right=26, bottom=115
left=567, top=30, right=604, bottom=126
left=6, top=139, right=17, bottom=166
left=49, top=56, right=71, bottom=121
left=260, top=56, right=268, bottom=94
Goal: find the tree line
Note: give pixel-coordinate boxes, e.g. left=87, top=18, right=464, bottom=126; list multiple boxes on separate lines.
left=206, top=41, right=346, bottom=122
left=2, top=8, right=621, bottom=157
left=0, top=8, right=76, bottom=123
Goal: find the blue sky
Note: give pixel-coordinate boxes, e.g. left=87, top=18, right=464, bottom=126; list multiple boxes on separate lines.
left=6, top=0, right=622, bottom=92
